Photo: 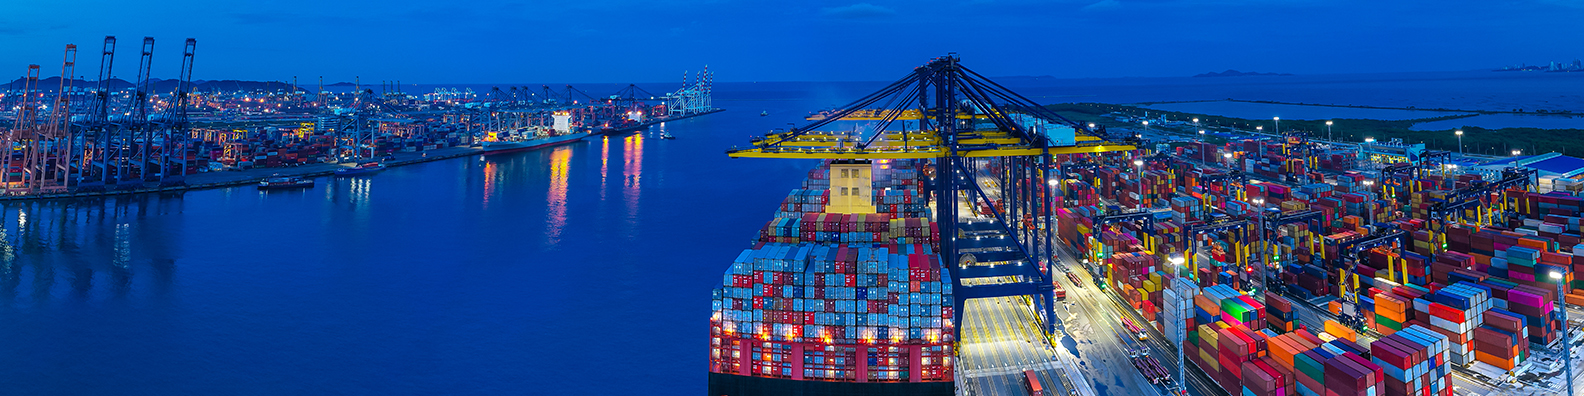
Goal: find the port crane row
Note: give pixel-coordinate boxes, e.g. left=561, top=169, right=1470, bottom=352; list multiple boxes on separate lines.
left=0, top=36, right=717, bottom=197
left=0, top=37, right=199, bottom=193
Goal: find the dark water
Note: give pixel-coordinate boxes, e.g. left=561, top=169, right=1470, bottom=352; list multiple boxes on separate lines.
left=0, top=74, right=1575, bottom=395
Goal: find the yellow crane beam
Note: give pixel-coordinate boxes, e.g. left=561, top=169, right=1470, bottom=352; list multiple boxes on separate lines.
left=804, top=109, right=994, bottom=121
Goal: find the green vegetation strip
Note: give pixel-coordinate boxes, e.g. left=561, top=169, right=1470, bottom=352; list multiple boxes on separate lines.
left=1045, top=103, right=1584, bottom=157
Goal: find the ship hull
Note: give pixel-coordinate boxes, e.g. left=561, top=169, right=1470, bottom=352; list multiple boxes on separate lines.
left=708, top=372, right=953, bottom=396
left=335, top=166, right=386, bottom=176
left=481, top=132, right=589, bottom=154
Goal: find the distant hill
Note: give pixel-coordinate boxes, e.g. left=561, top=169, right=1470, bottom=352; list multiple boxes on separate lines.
left=2, top=77, right=325, bottom=92
left=1194, top=70, right=1293, bottom=78
left=992, top=75, right=1059, bottom=82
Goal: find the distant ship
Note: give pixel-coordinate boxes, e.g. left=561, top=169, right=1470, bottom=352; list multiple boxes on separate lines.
left=258, top=175, right=313, bottom=189
left=481, top=128, right=589, bottom=154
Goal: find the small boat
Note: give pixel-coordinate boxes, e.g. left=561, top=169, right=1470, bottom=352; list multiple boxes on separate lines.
left=335, top=161, right=387, bottom=176
left=657, top=131, right=676, bottom=140
left=258, top=175, right=314, bottom=189
left=760, top=111, right=768, bottom=116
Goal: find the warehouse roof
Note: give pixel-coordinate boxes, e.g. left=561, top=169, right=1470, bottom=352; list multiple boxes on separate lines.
left=1527, top=155, right=1584, bottom=177
left=1475, top=153, right=1584, bottom=178
left=1479, top=155, right=1531, bottom=167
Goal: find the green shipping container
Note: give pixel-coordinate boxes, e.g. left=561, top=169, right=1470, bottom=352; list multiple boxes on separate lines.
left=1376, top=315, right=1403, bottom=331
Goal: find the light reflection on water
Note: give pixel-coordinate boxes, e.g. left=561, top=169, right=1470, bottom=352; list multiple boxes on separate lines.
left=0, top=196, right=186, bottom=306
left=545, top=145, right=572, bottom=246
left=623, top=133, right=643, bottom=224
left=600, top=135, right=610, bottom=202
left=482, top=160, right=498, bottom=209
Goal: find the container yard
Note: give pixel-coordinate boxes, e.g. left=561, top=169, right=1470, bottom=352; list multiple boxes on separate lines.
left=0, top=37, right=720, bottom=199
left=1048, top=116, right=1584, bottom=396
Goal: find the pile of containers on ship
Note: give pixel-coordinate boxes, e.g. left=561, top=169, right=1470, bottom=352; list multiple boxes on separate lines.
left=708, top=160, right=955, bottom=383
left=774, top=164, right=929, bottom=219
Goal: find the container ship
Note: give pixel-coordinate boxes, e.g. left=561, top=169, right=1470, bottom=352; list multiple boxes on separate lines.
left=479, top=127, right=589, bottom=154
left=707, top=159, right=956, bottom=396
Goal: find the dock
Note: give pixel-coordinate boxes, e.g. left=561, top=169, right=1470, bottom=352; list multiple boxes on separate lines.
left=0, top=146, right=488, bottom=202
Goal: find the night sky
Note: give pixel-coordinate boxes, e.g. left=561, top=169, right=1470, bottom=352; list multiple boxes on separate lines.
left=0, top=0, right=1579, bottom=83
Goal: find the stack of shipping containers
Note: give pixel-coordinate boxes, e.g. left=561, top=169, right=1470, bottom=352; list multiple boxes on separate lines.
left=708, top=160, right=955, bottom=389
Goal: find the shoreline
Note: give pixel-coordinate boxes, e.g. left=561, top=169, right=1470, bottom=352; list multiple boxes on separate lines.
left=0, top=145, right=490, bottom=203
left=1130, top=99, right=1579, bottom=117
left=0, top=109, right=726, bottom=203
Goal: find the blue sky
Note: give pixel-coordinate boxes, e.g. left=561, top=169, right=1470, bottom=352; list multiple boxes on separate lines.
left=0, top=0, right=1579, bottom=83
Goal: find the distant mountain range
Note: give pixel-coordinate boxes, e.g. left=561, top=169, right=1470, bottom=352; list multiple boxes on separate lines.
left=1, top=77, right=355, bottom=92
left=1193, top=70, right=1293, bottom=78
left=993, top=75, right=1059, bottom=81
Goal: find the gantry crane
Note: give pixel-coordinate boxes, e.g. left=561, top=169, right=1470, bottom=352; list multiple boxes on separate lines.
left=4, top=64, right=42, bottom=194
left=1425, top=167, right=1537, bottom=242
left=78, top=36, right=117, bottom=191
left=154, top=38, right=196, bottom=186
left=23, top=43, right=77, bottom=193
left=1181, top=216, right=1251, bottom=285
left=1322, top=227, right=1411, bottom=331
left=1088, top=207, right=1158, bottom=284
left=726, top=55, right=1137, bottom=337
left=1255, top=209, right=1324, bottom=297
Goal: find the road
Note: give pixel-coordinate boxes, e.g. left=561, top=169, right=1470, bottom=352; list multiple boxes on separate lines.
left=958, top=295, right=1074, bottom=396
left=955, top=164, right=1166, bottom=396
left=1053, top=239, right=1224, bottom=396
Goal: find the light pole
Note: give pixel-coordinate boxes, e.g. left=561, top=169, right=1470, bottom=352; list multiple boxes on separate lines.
left=1224, top=152, right=1234, bottom=169
left=1273, top=117, right=1280, bottom=135
left=1362, top=180, right=1376, bottom=223
left=1555, top=270, right=1575, bottom=396
left=1513, top=149, right=1523, bottom=156
left=1253, top=197, right=1267, bottom=294
left=1134, top=159, right=1145, bottom=185
left=1169, top=253, right=1187, bottom=396
left=1049, top=177, right=1059, bottom=203
left=1455, top=130, right=1464, bottom=154
left=1326, top=120, right=1334, bottom=141
left=1193, top=118, right=1200, bottom=130
left=1142, top=120, right=1150, bottom=136
left=1088, top=123, right=1096, bottom=131
left=1257, top=126, right=1264, bottom=134
left=1199, top=130, right=1208, bottom=163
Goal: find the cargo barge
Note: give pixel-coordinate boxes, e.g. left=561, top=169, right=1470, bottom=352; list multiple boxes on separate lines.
left=707, top=159, right=955, bottom=396
left=480, top=128, right=590, bottom=154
